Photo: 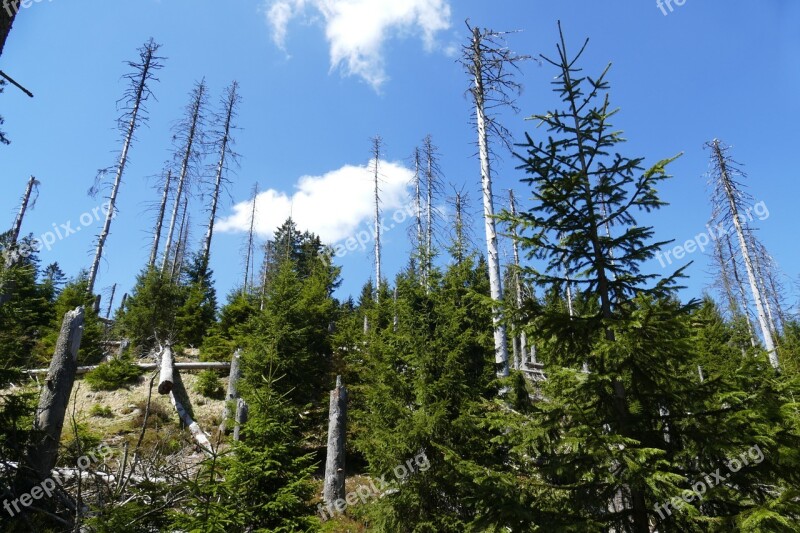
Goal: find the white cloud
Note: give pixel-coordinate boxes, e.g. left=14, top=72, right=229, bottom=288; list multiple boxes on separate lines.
left=265, top=0, right=452, bottom=89
left=217, top=160, right=413, bottom=245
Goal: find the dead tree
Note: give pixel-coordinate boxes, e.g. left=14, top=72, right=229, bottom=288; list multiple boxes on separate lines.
left=233, top=398, right=248, bottom=442
left=88, top=40, right=163, bottom=294
left=156, top=344, right=213, bottom=453
left=219, top=349, right=242, bottom=434
left=708, top=139, right=778, bottom=368
left=0, top=1, right=20, bottom=57
left=422, top=135, right=443, bottom=290
left=158, top=343, right=175, bottom=394
left=323, top=376, right=347, bottom=506
left=462, top=24, right=526, bottom=377
left=371, top=136, right=383, bottom=300
left=149, top=168, right=172, bottom=268
left=105, top=283, right=117, bottom=320
left=508, top=190, right=526, bottom=370
left=243, top=183, right=259, bottom=292
left=162, top=79, right=208, bottom=274
left=201, top=81, right=240, bottom=272
left=26, top=307, right=85, bottom=481
left=170, top=197, right=190, bottom=281
left=9, top=175, right=38, bottom=245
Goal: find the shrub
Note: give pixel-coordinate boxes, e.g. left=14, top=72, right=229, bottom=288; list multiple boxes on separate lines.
left=85, top=357, right=143, bottom=391
left=89, top=404, right=114, bottom=418
left=194, top=370, right=224, bottom=399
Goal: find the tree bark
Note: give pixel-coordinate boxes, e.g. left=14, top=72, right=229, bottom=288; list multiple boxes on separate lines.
left=157, top=344, right=175, bottom=395
left=470, top=27, right=509, bottom=377
left=509, top=190, right=526, bottom=370
left=233, top=398, right=248, bottom=442
left=323, top=376, right=347, bottom=506
left=219, top=349, right=242, bottom=434
left=26, top=307, right=84, bottom=481
left=10, top=175, right=37, bottom=245
left=0, top=1, right=20, bottom=57
left=149, top=169, right=172, bottom=269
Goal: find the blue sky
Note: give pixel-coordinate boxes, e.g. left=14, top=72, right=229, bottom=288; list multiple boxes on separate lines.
left=1, top=0, right=798, bottom=310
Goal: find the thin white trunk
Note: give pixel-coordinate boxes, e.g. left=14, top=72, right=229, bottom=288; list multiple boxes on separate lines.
left=202, top=81, right=239, bottom=270
left=149, top=169, right=171, bottom=269
left=509, top=190, right=526, bottom=370
left=726, top=234, right=757, bottom=347
left=89, top=44, right=159, bottom=293
left=10, top=175, right=37, bottom=245
left=471, top=28, right=509, bottom=376
left=424, top=136, right=434, bottom=290
left=163, top=81, right=206, bottom=274
left=414, top=148, right=424, bottom=281
left=220, top=349, right=242, bottom=434
left=170, top=198, right=189, bottom=281
left=372, top=136, right=382, bottom=300
left=711, top=140, right=778, bottom=368
left=243, top=184, right=258, bottom=292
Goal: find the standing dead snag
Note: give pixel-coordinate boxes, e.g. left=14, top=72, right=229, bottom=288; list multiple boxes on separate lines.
left=162, top=79, right=208, bottom=274
left=243, top=183, right=259, bottom=292
left=509, top=190, right=526, bottom=370
left=219, top=349, right=242, bottom=434
left=371, top=136, right=383, bottom=300
left=202, top=81, right=241, bottom=272
left=149, top=168, right=172, bottom=268
left=9, top=175, right=38, bottom=246
left=233, top=398, right=248, bottom=442
left=462, top=24, right=526, bottom=377
left=26, top=307, right=84, bottom=481
left=323, top=376, right=347, bottom=507
left=707, top=139, right=779, bottom=369
left=88, top=40, right=163, bottom=294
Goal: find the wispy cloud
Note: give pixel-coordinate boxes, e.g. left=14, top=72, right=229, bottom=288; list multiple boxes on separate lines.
left=217, top=160, right=412, bottom=244
left=264, top=0, right=452, bottom=89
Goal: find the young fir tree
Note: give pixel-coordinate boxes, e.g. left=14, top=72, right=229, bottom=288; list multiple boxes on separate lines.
left=499, top=24, right=800, bottom=532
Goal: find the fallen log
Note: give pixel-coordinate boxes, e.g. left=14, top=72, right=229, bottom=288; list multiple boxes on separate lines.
left=157, top=344, right=175, bottom=394
left=23, top=361, right=231, bottom=376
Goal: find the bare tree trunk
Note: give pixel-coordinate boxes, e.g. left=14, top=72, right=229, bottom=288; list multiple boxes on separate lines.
left=220, top=349, right=242, bottom=434
left=233, top=398, right=248, bottom=442
left=423, top=135, right=437, bottom=290
left=372, top=136, right=382, bottom=300
left=725, top=234, right=757, bottom=347
left=157, top=344, right=175, bottom=395
left=710, top=140, right=778, bottom=368
left=89, top=41, right=162, bottom=294
left=413, top=147, right=424, bottom=281
left=163, top=80, right=207, bottom=274
left=105, top=283, right=116, bottom=319
left=26, top=307, right=84, bottom=481
left=243, top=183, right=258, bottom=292
left=170, top=197, right=190, bottom=281
left=9, top=175, right=37, bottom=245
left=149, top=169, right=172, bottom=268
left=453, top=190, right=465, bottom=265
left=0, top=1, right=20, bottom=57
left=323, top=376, right=347, bottom=506
left=468, top=27, right=509, bottom=377
left=202, top=81, right=240, bottom=271
left=509, top=190, right=526, bottom=370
